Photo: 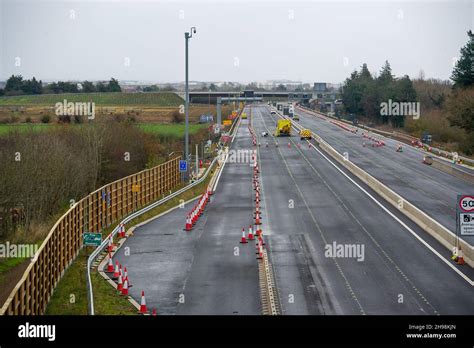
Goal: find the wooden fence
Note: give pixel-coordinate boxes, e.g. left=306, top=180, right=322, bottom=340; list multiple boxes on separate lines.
left=0, top=156, right=181, bottom=315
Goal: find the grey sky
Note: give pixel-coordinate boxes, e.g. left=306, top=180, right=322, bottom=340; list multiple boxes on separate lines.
left=0, top=0, right=472, bottom=84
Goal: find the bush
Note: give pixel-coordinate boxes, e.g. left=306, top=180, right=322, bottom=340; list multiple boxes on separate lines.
left=172, top=110, right=184, bottom=123
left=58, top=115, right=71, bottom=123
left=41, top=115, right=51, bottom=123
left=9, top=115, right=19, bottom=123
left=25, top=117, right=32, bottom=123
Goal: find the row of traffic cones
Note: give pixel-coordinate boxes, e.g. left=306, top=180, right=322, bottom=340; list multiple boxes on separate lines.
left=106, top=253, right=158, bottom=315
left=106, top=222, right=128, bottom=253
left=248, top=119, right=257, bottom=146
left=106, top=253, right=133, bottom=295
left=185, top=188, right=212, bottom=231
left=235, top=121, right=268, bottom=262
left=362, top=133, right=385, bottom=148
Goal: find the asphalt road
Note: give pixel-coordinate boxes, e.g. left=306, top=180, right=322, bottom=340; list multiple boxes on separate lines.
left=113, top=105, right=474, bottom=315
left=251, top=105, right=474, bottom=315
left=294, top=107, right=473, bottom=245
left=114, top=114, right=260, bottom=315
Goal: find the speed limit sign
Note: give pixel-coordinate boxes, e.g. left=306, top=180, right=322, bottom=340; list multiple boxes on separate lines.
left=459, top=195, right=474, bottom=212
left=457, top=195, right=474, bottom=236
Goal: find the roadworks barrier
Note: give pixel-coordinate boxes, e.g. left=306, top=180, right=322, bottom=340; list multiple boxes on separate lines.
left=279, top=107, right=474, bottom=268
left=88, top=109, right=244, bottom=315
left=1, top=157, right=182, bottom=315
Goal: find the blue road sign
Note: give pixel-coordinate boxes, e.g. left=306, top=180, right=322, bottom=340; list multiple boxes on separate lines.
left=179, top=160, right=187, bottom=172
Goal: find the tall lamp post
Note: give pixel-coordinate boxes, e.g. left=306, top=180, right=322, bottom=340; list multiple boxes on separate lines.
left=184, top=27, right=196, bottom=180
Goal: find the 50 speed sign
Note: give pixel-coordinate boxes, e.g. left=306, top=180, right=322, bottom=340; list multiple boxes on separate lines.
left=459, top=195, right=474, bottom=212
left=457, top=195, right=474, bottom=236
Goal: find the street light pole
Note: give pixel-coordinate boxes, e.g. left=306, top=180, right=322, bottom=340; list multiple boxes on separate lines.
left=184, top=27, right=196, bottom=180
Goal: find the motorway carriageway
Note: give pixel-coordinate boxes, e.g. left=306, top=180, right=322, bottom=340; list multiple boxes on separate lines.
left=295, top=106, right=474, bottom=246
left=114, top=105, right=474, bottom=315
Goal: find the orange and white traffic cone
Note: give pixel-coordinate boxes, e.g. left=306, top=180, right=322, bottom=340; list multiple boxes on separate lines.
left=255, top=212, right=261, bottom=225
left=139, top=291, right=147, bottom=314
left=256, top=245, right=263, bottom=259
left=457, top=247, right=465, bottom=265
left=121, top=279, right=129, bottom=295
left=152, top=308, right=157, bottom=316
left=113, top=261, right=120, bottom=278
left=288, top=142, right=291, bottom=148
left=117, top=274, right=123, bottom=291
left=256, top=226, right=262, bottom=237
left=107, top=253, right=114, bottom=272
left=107, top=236, right=114, bottom=252
left=119, top=223, right=126, bottom=238
left=191, top=210, right=197, bottom=225
left=256, top=239, right=262, bottom=253
left=240, top=228, right=248, bottom=244
left=248, top=225, right=254, bottom=240
left=185, top=215, right=192, bottom=231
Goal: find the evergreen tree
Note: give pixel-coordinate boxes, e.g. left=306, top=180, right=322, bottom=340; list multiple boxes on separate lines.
left=451, top=30, right=474, bottom=88
left=107, top=78, right=121, bottom=92
left=82, top=81, right=96, bottom=93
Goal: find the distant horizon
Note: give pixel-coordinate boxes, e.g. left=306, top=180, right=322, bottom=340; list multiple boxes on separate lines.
left=1, top=0, right=470, bottom=84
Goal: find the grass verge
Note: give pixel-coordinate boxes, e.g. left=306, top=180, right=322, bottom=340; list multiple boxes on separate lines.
left=45, top=163, right=216, bottom=315
left=136, top=123, right=207, bottom=137
left=0, top=92, right=183, bottom=106
left=0, top=258, right=28, bottom=284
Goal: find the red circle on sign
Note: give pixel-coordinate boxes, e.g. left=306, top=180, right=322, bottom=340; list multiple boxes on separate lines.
left=459, top=195, right=474, bottom=212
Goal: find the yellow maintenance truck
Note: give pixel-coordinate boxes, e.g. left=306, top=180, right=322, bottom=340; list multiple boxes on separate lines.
left=275, top=119, right=291, bottom=136
left=299, top=129, right=311, bottom=140
left=241, top=112, right=247, bottom=119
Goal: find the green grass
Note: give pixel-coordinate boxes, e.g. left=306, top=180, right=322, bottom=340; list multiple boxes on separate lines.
left=0, top=123, right=206, bottom=137
left=0, top=257, right=28, bottom=284
left=0, top=92, right=183, bottom=106
left=137, top=123, right=207, bottom=137
left=45, top=248, right=137, bottom=315
left=0, top=124, right=54, bottom=135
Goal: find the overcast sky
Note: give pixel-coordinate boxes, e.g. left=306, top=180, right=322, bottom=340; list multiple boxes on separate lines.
left=0, top=0, right=472, bottom=84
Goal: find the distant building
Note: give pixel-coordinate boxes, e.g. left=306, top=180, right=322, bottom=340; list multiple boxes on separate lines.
left=313, top=82, right=327, bottom=93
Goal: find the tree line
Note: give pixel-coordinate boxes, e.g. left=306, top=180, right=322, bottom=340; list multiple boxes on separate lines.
left=341, top=61, right=417, bottom=127
left=340, top=30, right=473, bottom=154
left=0, top=120, right=209, bottom=240
left=0, top=76, right=121, bottom=96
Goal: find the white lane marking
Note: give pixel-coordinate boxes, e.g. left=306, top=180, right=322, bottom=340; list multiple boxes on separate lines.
left=275, top=106, right=474, bottom=286
left=213, top=113, right=244, bottom=191
left=307, top=138, right=474, bottom=287
left=258, top=107, right=366, bottom=314
left=286, top=132, right=438, bottom=314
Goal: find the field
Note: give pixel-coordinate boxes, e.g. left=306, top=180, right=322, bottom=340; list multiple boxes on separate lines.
left=137, top=123, right=208, bottom=136
left=0, top=92, right=183, bottom=106
left=0, top=124, right=54, bottom=135
left=0, top=123, right=208, bottom=137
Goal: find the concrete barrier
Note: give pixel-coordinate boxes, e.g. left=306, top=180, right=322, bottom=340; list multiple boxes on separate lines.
left=296, top=105, right=474, bottom=168
left=278, top=106, right=474, bottom=268
left=431, top=159, right=474, bottom=184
